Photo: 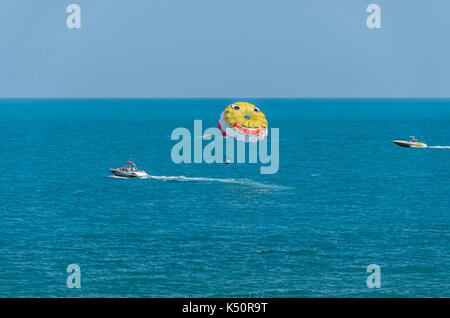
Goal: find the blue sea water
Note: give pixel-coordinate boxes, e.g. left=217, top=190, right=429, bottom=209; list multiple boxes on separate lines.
left=0, top=98, right=449, bottom=298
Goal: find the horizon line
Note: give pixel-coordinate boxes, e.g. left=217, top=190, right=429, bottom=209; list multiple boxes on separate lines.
left=2, top=97, right=450, bottom=100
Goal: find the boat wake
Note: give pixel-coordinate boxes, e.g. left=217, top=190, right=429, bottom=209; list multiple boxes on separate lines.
left=142, top=175, right=287, bottom=189
left=428, top=146, right=450, bottom=149
left=109, top=174, right=286, bottom=189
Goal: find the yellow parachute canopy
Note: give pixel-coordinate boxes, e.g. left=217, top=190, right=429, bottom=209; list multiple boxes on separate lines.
left=218, top=102, right=268, bottom=143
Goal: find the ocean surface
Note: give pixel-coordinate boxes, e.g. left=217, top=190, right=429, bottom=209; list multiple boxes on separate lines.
left=0, top=98, right=449, bottom=297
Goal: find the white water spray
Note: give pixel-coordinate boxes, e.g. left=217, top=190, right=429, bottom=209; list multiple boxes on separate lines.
left=110, top=174, right=287, bottom=190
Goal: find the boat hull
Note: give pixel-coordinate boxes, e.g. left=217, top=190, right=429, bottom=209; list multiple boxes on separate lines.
left=110, top=168, right=148, bottom=178
left=393, top=140, right=428, bottom=148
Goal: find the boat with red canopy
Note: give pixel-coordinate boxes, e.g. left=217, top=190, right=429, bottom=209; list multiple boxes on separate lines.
left=110, top=160, right=149, bottom=178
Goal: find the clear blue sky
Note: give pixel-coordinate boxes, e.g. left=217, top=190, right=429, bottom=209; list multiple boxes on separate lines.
left=1, top=0, right=450, bottom=97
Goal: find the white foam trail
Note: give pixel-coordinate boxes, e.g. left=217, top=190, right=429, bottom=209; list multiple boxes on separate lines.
left=428, top=146, right=450, bottom=149
left=142, top=175, right=287, bottom=189
left=108, top=173, right=286, bottom=189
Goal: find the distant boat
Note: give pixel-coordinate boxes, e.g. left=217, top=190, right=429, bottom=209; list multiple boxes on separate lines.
left=110, top=160, right=149, bottom=178
left=393, top=136, right=428, bottom=148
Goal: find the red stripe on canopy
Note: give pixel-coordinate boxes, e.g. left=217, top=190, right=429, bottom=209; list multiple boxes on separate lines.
left=218, top=123, right=227, bottom=136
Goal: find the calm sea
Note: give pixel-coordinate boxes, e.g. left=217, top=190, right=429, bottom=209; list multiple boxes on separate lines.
left=0, top=98, right=449, bottom=297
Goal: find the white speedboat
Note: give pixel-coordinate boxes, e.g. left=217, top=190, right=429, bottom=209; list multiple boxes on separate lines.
left=110, top=160, right=149, bottom=178
left=393, top=136, right=428, bottom=148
